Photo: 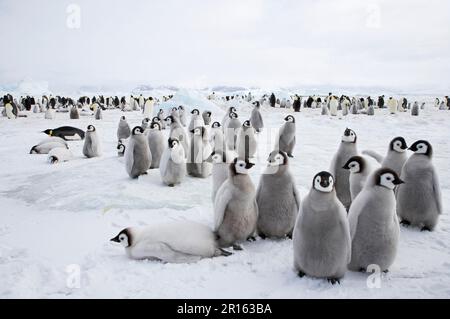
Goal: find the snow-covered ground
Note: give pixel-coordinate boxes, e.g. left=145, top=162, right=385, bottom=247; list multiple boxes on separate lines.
left=1, top=91, right=449, bottom=298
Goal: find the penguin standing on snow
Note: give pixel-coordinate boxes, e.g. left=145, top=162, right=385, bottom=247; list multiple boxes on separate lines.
left=221, top=106, right=236, bottom=128
left=329, top=96, right=338, bottom=116
left=147, top=122, right=165, bottom=169
left=95, top=105, right=103, bottom=120
left=117, top=142, right=126, bottom=157
left=143, top=97, right=154, bottom=118
left=207, top=150, right=233, bottom=202
left=237, top=120, right=257, bottom=161
left=411, top=101, right=419, bottom=116
left=166, top=115, right=189, bottom=158
left=343, top=156, right=372, bottom=201
left=187, top=126, right=213, bottom=178
left=202, top=111, right=212, bottom=126
left=225, top=112, right=241, bottom=151
left=214, top=158, right=258, bottom=250
left=178, top=105, right=187, bottom=127
left=117, top=116, right=131, bottom=142
left=160, top=138, right=187, bottom=187
left=70, top=105, right=79, bottom=119
left=329, top=128, right=358, bottom=210
left=396, top=140, right=442, bottom=231
left=44, top=106, right=54, bottom=120
left=210, top=122, right=226, bottom=153
left=110, top=221, right=231, bottom=263
left=83, top=125, right=102, bottom=158
left=188, top=109, right=204, bottom=136
left=157, top=109, right=166, bottom=129
left=276, top=115, right=296, bottom=158
left=387, top=97, right=398, bottom=114
left=348, top=168, right=403, bottom=272
left=141, top=118, right=151, bottom=131
left=293, top=172, right=351, bottom=284
left=250, top=101, right=264, bottom=133
left=125, top=126, right=152, bottom=179
left=257, top=151, right=300, bottom=239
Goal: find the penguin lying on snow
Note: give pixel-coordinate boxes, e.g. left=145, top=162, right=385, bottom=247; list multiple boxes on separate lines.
left=42, top=126, right=85, bottom=141
left=293, top=171, right=351, bottom=284
left=30, top=137, right=68, bottom=154
left=48, top=147, right=73, bottom=164
left=111, top=221, right=231, bottom=263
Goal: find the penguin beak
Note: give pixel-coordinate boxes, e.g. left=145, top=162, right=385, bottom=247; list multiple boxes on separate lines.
left=245, top=162, right=255, bottom=169
left=393, top=178, right=405, bottom=185
left=110, top=235, right=120, bottom=243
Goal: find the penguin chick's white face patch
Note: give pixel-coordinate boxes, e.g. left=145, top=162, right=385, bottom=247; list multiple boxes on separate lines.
left=285, top=116, right=294, bottom=123
left=194, top=128, right=201, bottom=135
left=379, top=173, right=397, bottom=190
left=314, top=175, right=334, bottom=193
left=414, top=143, right=428, bottom=154
left=212, top=154, right=222, bottom=164
left=393, top=141, right=406, bottom=153
left=348, top=161, right=360, bottom=173
left=235, top=160, right=250, bottom=175
left=268, top=153, right=284, bottom=167
left=342, top=129, right=356, bottom=143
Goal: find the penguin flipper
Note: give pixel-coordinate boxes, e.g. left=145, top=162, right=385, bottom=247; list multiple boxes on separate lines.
left=214, top=182, right=233, bottom=231
left=432, top=167, right=442, bottom=215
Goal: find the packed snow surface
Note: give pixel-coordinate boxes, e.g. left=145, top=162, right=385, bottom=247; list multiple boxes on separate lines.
left=0, top=91, right=449, bottom=298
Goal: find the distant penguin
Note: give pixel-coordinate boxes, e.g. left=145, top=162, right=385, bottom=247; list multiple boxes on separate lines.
left=329, top=128, right=358, bottom=210
left=117, top=142, right=126, bottom=157
left=329, top=97, right=338, bottom=116
left=188, top=109, right=204, bottom=136
left=83, top=125, right=101, bottom=158
left=202, top=110, right=212, bottom=126
left=411, top=101, right=419, bottom=116
left=439, top=101, right=447, bottom=110
left=363, top=136, right=408, bottom=178
left=147, top=122, right=165, bottom=169
left=44, top=107, right=54, bottom=120
left=157, top=109, right=166, bottom=129
left=214, top=158, right=258, bottom=250
left=350, top=102, right=358, bottom=115
left=210, top=122, right=226, bottom=152
left=159, top=138, right=187, bottom=187
left=171, top=107, right=181, bottom=122
left=138, top=94, right=145, bottom=109
left=110, top=221, right=231, bottom=263
left=30, top=140, right=68, bottom=154
left=95, top=106, right=103, bottom=120
left=143, top=97, right=154, bottom=118
left=187, top=126, right=213, bottom=178
left=396, top=140, right=442, bottom=231
left=70, top=105, right=79, bottom=119
left=293, top=171, right=351, bottom=284
left=5, top=103, right=16, bottom=119
left=343, top=156, right=372, bottom=200
left=141, top=118, right=151, bottom=131
left=342, top=102, right=349, bottom=116
left=250, top=101, right=264, bottom=133
left=387, top=97, right=397, bottom=114
left=225, top=112, right=241, bottom=151
left=420, top=102, right=425, bottom=110
left=125, top=126, right=152, bottom=179
left=348, top=168, right=403, bottom=272
left=237, top=120, right=257, bottom=161
left=367, top=104, right=375, bottom=116
left=42, top=126, right=85, bottom=141
left=117, top=116, right=131, bottom=142
left=277, top=115, right=296, bottom=158
left=48, top=147, right=73, bottom=164
left=257, top=151, right=300, bottom=239
left=166, top=115, right=189, bottom=158
left=321, top=102, right=329, bottom=115
left=207, top=150, right=233, bottom=202
left=178, top=105, right=187, bottom=127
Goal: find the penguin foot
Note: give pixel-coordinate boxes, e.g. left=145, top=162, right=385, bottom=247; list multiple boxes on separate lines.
left=359, top=268, right=366, bottom=273
left=327, top=278, right=340, bottom=285
left=400, top=220, right=411, bottom=227
left=247, top=236, right=256, bottom=242
left=288, top=154, right=294, bottom=158
left=219, top=248, right=233, bottom=257
left=259, top=234, right=267, bottom=240
left=297, top=271, right=305, bottom=278
left=168, top=184, right=175, bottom=187
left=421, top=226, right=432, bottom=232
left=383, top=270, right=389, bottom=274
left=232, top=244, right=243, bottom=251
left=286, top=233, right=293, bottom=240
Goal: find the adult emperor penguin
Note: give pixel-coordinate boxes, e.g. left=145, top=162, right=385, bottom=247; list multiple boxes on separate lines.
left=202, top=110, right=212, bottom=126
left=363, top=136, right=408, bottom=178
left=329, top=128, right=358, bottom=210
left=348, top=168, right=403, bottom=272
left=83, top=125, right=101, bottom=158
left=187, top=126, right=213, bottom=178
left=214, top=158, right=258, bottom=250
left=277, top=115, right=296, bottom=158
left=396, top=140, right=442, bottom=231
left=48, top=147, right=73, bottom=164
left=225, top=112, right=241, bottom=151
left=117, top=116, right=131, bottom=141
left=111, top=220, right=231, bottom=263
left=125, top=126, right=152, bottom=179
left=293, top=171, right=351, bottom=284
left=159, top=138, right=187, bottom=187
left=147, top=122, right=165, bottom=169
left=237, top=120, right=257, bottom=161
left=178, top=105, right=187, bottom=127
left=411, top=101, right=419, bottom=116
left=343, top=156, right=372, bottom=200
left=69, top=105, right=79, bottom=119
left=166, top=115, right=189, bottom=158
left=329, top=96, right=338, bottom=116
left=42, top=126, right=85, bottom=140
left=257, top=151, right=300, bottom=239
left=250, top=101, right=264, bottom=133
left=5, top=102, right=16, bottom=119
left=207, top=149, right=234, bottom=202
left=210, top=122, right=226, bottom=152
left=387, top=97, right=397, bottom=114
left=188, top=109, right=204, bottom=136
left=157, top=109, right=166, bottom=129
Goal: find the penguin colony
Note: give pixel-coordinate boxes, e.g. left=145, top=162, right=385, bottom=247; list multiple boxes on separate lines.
left=2, top=91, right=445, bottom=285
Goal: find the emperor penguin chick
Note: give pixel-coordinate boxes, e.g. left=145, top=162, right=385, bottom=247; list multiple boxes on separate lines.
left=293, top=172, right=351, bottom=284
left=343, top=156, right=372, bottom=200
left=187, top=126, right=213, bottom=178
left=178, top=105, right=187, bottom=127
left=348, top=168, right=403, bottom=272
left=214, top=158, right=258, bottom=250
left=188, top=109, right=204, bottom=136
left=237, top=120, right=257, bottom=161
left=202, top=110, right=212, bottom=126
left=111, top=221, right=231, bottom=263
left=159, top=138, right=187, bottom=187
left=250, top=101, right=264, bottom=133
left=210, top=122, right=226, bottom=152
left=166, top=115, right=189, bottom=158
left=125, top=126, right=152, bottom=179
left=396, top=140, right=442, bottom=231
left=276, top=115, right=296, bottom=158
left=83, top=125, right=102, bottom=158
left=225, top=112, right=241, bottom=151
left=329, top=128, right=358, bottom=210
left=117, top=116, right=131, bottom=142
left=157, top=109, right=166, bottom=129
left=257, top=151, right=300, bottom=239
left=147, top=122, right=165, bottom=169
left=222, top=106, right=236, bottom=128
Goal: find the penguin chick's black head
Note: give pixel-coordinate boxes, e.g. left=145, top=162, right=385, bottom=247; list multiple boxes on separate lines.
left=212, top=122, right=221, bottom=128
left=342, top=128, right=357, bottom=143
left=375, top=168, right=404, bottom=189
left=267, top=151, right=288, bottom=166
left=409, top=140, right=433, bottom=157
left=342, top=156, right=365, bottom=173
left=152, top=116, right=160, bottom=123
left=229, top=112, right=238, bottom=119
left=87, top=125, right=95, bottom=132
left=121, top=116, right=126, bottom=120
left=110, top=228, right=132, bottom=247
left=206, top=150, right=226, bottom=164
left=390, top=137, right=408, bottom=152
left=284, top=115, right=295, bottom=123
left=312, top=171, right=334, bottom=192
left=178, top=105, right=184, bottom=110
left=168, top=138, right=180, bottom=149
left=150, top=122, right=161, bottom=130
left=30, top=146, right=38, bottom=154
left=132, top=126, right=144, bottom=135
left=191, top=109, right=200, bottom=115
left=243, top=120, right=251, bottom=128
left=191, top=126, right=205, bottom=136
left=49, top=156, right=58, bottom=164
left=165, top=115, right=174, bottom=123
left=231, top=157, right=255, bottom=175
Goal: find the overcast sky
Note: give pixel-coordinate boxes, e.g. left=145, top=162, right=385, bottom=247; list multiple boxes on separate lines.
left=1, top=0, right=449, bottom=91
